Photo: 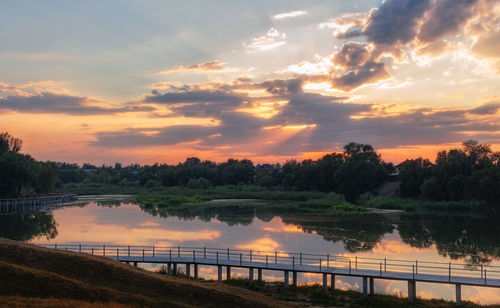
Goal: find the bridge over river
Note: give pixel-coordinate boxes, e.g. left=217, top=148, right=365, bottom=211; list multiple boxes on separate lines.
left=43, top=244, right=500, bottom=305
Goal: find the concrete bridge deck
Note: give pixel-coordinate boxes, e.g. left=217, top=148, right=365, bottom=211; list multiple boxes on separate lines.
left=43, top=244, right=500, bottom=305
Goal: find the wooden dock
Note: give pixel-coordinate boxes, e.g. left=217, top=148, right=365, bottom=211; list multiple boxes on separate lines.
left=43, top=244, right=500, bottom=304
left=0, top=194, right=78, bottom=212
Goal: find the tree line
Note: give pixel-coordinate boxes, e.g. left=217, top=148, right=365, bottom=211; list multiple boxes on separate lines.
left=57, top=142, right=391, bottom=201
left=398, top=140, right=500, bottom=203
left=2, top=131, right=499, bottom=204
left=0, top=132, right=58, bottom=197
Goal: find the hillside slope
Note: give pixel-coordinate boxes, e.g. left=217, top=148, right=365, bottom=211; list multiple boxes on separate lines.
left=0, top=238, right=291, bottom=308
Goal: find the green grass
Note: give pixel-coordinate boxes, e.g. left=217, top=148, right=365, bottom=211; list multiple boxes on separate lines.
left=358, top=193, right=484, bottom=213
left=298, top=192, right=367, bottom=214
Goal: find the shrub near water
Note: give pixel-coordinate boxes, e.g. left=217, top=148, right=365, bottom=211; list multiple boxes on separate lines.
left=299, top=192, right=367, bottom=213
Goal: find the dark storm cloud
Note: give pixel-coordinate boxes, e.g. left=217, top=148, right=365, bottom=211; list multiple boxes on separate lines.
left=0, top=92, right=154, bottom=115
left=468, top=102, right=500, bottom=115
left=331, top=62, right=390, bottom=91
left=144, top=90, right=245, bottom=105
left=333, top=42, right=372, bottom=68
left=362, top=0, right=431, bottom=45
left=418, top=0, right=477, bottom=43
left=92, top=125, right=218, bottom=148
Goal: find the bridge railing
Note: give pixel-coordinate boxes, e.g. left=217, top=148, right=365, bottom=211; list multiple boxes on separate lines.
left=42, top=244, right=500, bottom=283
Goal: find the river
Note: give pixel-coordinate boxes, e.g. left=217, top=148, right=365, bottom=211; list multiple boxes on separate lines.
left=1, top=196, right=499, bottom=304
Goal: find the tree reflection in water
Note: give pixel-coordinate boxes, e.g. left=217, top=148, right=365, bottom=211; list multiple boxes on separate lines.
left=140, top=202, right=500, bottom=265
left=0, top=212, right=58, bottom=241
left=398, top=213, right=500, bottom=265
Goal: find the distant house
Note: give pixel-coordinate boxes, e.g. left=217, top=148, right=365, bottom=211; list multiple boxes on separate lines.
left=82, top=168, right=98, bottom=174
left=255, top=164, right=280, bottom=175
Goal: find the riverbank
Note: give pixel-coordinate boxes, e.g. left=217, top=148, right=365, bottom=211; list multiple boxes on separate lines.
left=0, top=238, right=288, bottom=308
left=1, top=238, right=491, bottom=307
left=57, top=183, right=488, bottom=216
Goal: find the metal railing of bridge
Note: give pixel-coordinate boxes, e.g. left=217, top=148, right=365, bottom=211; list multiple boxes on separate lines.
left=42, top=244, right=500, bottom=284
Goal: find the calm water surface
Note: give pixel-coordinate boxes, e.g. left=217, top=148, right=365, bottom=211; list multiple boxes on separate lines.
left=2, top=197, right=500, bottom=304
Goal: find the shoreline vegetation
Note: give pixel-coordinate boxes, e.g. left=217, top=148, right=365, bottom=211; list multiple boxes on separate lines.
left=2, top=132, right=499, bottom=215
left=0, top=238, right=488, bottom=308
left=57, top=182, right=487, bottom=216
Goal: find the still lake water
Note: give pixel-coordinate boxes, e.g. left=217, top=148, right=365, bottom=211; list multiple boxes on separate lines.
left=2, top=196, right=500, bottom=304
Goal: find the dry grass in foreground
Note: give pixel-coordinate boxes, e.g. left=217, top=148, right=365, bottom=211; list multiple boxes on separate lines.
left=0, top=238, right=291, bottom=308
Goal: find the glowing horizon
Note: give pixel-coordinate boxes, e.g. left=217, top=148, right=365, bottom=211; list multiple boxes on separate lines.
left=2, top=1, right=500, bottom=165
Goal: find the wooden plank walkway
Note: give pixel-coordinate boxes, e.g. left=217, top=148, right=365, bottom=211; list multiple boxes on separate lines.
left=0, top=194, right=78, bottom=212
left=43, top=244, right=500, bottom=304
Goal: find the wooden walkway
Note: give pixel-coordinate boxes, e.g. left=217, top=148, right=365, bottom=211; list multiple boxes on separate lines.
left=43, top=244, right=500, bottom=304
left=0, top=194, right=78, bottom=212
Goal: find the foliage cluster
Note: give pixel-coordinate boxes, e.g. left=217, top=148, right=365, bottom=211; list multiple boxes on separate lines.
left=57, top=142, right=391, bottom=202
left=0, top=132, right=58, bottom=197
left=398, top=140, right=500, bottom=203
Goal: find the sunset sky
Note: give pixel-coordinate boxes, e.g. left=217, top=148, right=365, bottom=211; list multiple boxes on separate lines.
left=2, top=0, right=500, bottom=165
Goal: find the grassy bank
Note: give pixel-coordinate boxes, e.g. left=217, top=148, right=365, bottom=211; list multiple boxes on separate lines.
left=1, top=238, right=490, bottom=307
left=359, top=193, right=485, bottom=213
left=0, top=238, right=289, bottom=308
left=57, top=183, right=486, bottom=215
left=223, top=279, right=485, bottom=308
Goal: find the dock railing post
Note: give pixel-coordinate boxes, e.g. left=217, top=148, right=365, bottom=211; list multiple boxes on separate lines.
left=153, top=245, right=155, bottom=257
left=103, top=245, right=106, bottom=256
left=300, top=252, right=302, bottom=265
left=128, top=245, right=130, bottom=257
left=117, top=248, right=119, bottom=260
left=355, top=256, right=357, bottom=269
left=193, top=250, right=195, bottom=262
left=327, top=254, right=329, bottom=268
left=250, top=250, right=252, bottom=262
left=380, top=262, right=382, bottom=276
left=293, top=256, right=295, bottom=270
left=227, top=248, right=230, bottom=261
left=349, top=259, right=351, bottom=274
left=79, top=244, right=81, bottom=253
left=266, top=255, right=268, bottom=268
left=275, top=251, right=277, bottom=263
left=216, top=251, right=219, bottom=265
left=449, top=262, right=451, bottom=281
left=481, top=265, right=483, bottom=279
left=240, top=253, right=242, bottom=266
left=416, top=260, right=418, bottom=274
left=204, top=246, right=206, bottom=259
left=319, top=258, right=322, bottom=271
left=142, top=249, right=145, bottom=261
left=178, top=246, right=180, bottom=258
left=412, top=265, right=415, bottom=279
left=384, top=258, right=386, bottom=272
left=169, top=249, right=172, bottom=262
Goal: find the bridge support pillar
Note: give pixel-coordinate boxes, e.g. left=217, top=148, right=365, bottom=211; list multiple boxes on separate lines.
left=323, top=273, right=328, bottom=294
left=292, top=271, right=297, bottom=287
left=167, top=263, right=171, bottom=276
left=133, top=262, right=137, bottom=267
left=194, top=264, right=198, bottom=279
left=370, top=277, right=374, bottom=295
left=218, top=265, right=222, bottom=283
left=249, top=267, right=254, bottom=285
left=408, top=280, right=416, bottom=302
left=172, top=263, right=177, bottom=276
left=456, top=284, right=462, bottom=306
left=258, top=268, right=262, bottom=282
left=284, top=271, right=289, bottom=288
left=363, top=277, right=368, bottom=296
left=227, top=266, right=231, bottom=280
left=186, top=263, right=191, bottom=280
left=331, top=274, right=335, bottom=291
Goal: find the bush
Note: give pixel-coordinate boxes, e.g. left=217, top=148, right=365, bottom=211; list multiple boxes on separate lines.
left=144, top=179, right=160, bottom=188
